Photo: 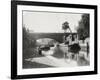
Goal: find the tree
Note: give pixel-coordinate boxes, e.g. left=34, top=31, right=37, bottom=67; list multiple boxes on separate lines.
left=23, top=26, right=36, bottom=49
left=62, top=21, right=72, bottom=44
left=77, top=14, right=90, bottom=41
left=62, top=21, right=72, bottom=33
left=23, top=26, right=30, bottom=49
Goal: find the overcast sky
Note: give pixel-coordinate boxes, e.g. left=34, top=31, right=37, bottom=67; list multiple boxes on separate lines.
left=23, top=11, right=82, bottom=33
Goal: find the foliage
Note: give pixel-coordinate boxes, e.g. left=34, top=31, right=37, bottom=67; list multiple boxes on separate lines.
left=62, top=21, right=70, bottom=33
left=77, top=14, right=90, bottom=40
left=23, top=26, right=36, bottom=49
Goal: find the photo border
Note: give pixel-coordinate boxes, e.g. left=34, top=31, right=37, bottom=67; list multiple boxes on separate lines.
left=11, top=0, right=97, bottom=79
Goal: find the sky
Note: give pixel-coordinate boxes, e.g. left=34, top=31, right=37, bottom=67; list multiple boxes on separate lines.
left=23, top=11, right=82, bottom=33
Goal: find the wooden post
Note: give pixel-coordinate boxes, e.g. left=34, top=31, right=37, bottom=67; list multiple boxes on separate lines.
left=87, top=42, right=89, bottom=57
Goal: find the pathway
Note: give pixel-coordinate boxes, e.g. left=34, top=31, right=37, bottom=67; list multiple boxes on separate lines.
left=25, top=56, right=78, bottom=67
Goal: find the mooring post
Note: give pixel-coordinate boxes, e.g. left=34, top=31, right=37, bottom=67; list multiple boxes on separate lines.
left=87, top=42, right=89, bottom=57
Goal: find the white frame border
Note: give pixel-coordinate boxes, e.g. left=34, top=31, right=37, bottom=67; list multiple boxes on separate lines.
left=17, top=5, right=95, bottom=75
